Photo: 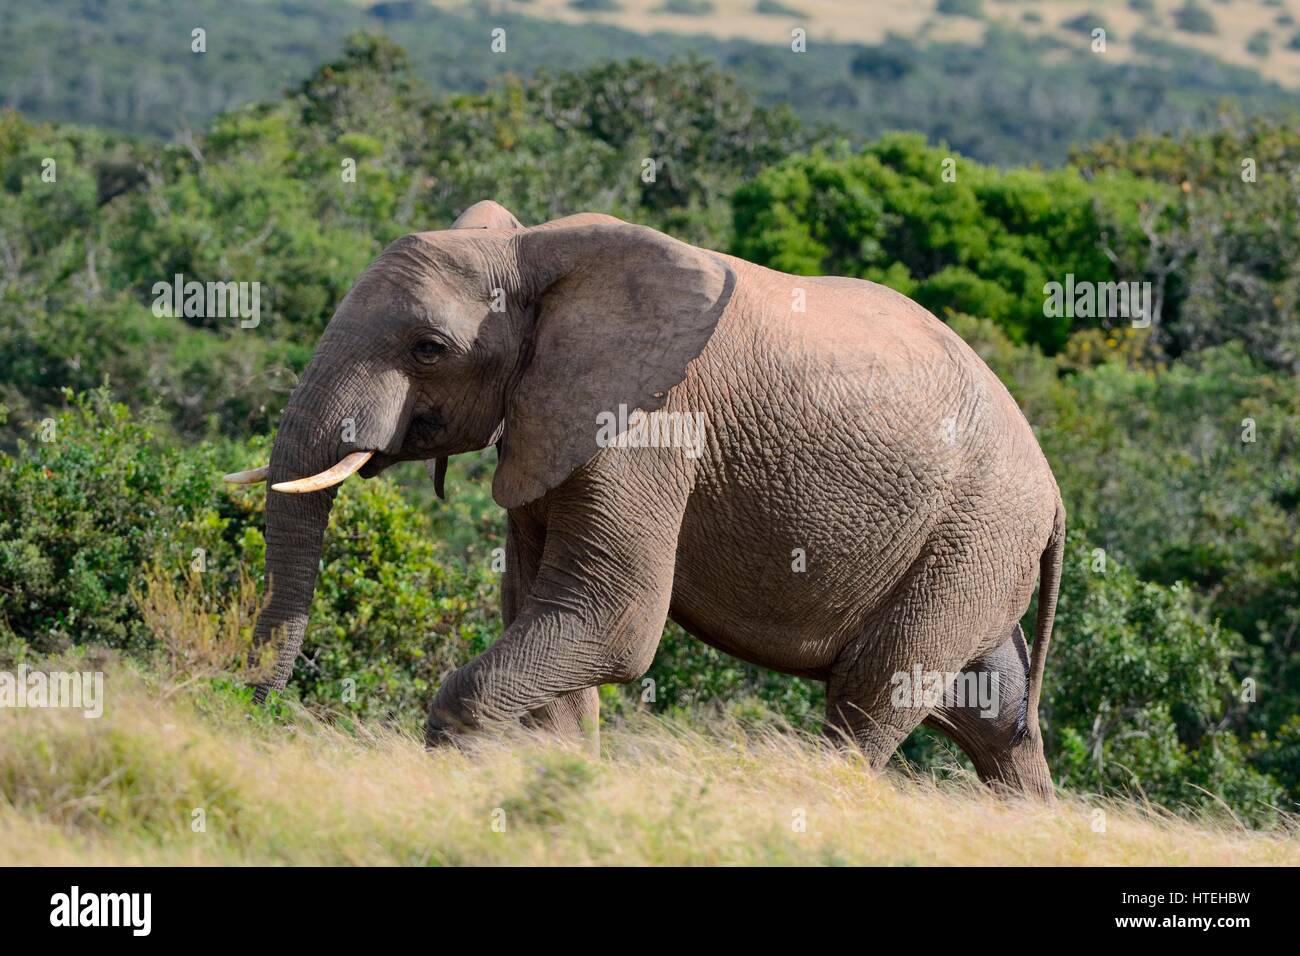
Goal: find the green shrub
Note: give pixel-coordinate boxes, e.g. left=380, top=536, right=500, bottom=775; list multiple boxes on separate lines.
left=0, top=390, right=256, bottom=653
left=754, top=0, right=806, bottom=15
left=1174, top=1, right=1217, bottom=34
left=1045, top=542, right=1279, bottom=820
left=654, top=0, right=714, bottom=13
left=0, top=390, right=499, bottom=732
left=730, top=135, right=1170, bottom=351
left=936, top=0, right=983, bottom=18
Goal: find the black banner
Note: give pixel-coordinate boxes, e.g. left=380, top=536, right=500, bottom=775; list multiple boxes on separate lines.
left=0, top=866, right=1279, bottom=941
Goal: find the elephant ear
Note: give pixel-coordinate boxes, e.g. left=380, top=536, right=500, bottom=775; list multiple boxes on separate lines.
left=493, top=223, right=735, bottom=509
left=425, top=200, right=525, bottom=497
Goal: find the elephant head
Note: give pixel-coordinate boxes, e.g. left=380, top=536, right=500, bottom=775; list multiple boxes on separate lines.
left=228, top=202, right=734, bottom=701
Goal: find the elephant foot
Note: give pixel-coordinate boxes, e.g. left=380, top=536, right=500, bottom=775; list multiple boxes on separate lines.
left=424, top=700, right=481, bottom=750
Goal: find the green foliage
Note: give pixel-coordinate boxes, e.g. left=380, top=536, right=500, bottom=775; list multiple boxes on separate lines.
left=731, top=134, right=1168, bottom=351
left=4, top=2, right=1296, bottom=168
left=425, top=56, right=815, bottom=248
left=936, top=0, right=983, bottom=18
left=1045, top=543, right=1280, bottom=820
left=654, top=0, right=714, bottom=13
left=1174, top=1, right=1218, bottom=34
left=0, top=391, right=498, bottom=732
left=1071, top=117, right=1300, bottom=372
left=294, top=472, right=498, bottom=727
left=642, top=622, right=824, bottom=730
left=0, top=47, right=819, bottom=447
left=1043, top=347, right=1300, bottom=734
left=0, top=391, right=256, bottom=652
left=735, top=122, right=1300, bottom=371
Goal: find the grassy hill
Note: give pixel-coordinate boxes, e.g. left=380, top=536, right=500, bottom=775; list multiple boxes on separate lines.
left=3, top=662, right=1297, bottom=865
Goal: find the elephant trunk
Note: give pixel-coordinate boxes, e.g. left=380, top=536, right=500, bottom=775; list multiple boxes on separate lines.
left=248, top=377, right=350, bottom=703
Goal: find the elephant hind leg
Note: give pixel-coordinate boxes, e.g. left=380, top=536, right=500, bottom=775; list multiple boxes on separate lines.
left=823, top=684, right=923, bottom=771
left=924, top=624, right=1055, bottom=801
left=823, top=546, right=1054, bottom=800
left=823, top=557, right=981, bottom=770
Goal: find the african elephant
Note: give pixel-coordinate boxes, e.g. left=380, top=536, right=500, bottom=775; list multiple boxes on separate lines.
left=227, top=199, right=1065, bottom=799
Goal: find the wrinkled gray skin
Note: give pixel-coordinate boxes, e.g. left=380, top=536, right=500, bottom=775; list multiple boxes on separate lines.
left=251, top=200, right=1065, bottom=798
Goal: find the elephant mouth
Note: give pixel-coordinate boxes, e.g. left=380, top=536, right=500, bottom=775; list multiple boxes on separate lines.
left=402, top=411, right=443, bottom=453
left=358, top=452, right=394, bottom=479
left=222, top=415, right=447, bottom=492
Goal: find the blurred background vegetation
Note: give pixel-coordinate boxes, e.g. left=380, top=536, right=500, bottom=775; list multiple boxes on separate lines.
left=2, top=4, right=1299, bottom=825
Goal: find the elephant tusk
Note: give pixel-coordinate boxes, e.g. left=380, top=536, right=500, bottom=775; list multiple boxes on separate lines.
left=271, top=451, right=374, bottom=493
left=223, top=465, right=269, bottom=484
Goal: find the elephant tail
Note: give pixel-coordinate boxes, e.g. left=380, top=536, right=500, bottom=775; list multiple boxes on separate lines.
left=1026, top=498, right=1065, bottom=735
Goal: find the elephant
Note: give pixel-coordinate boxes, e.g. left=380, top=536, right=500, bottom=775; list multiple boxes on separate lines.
left=226, top=199, right=1065, bottom=800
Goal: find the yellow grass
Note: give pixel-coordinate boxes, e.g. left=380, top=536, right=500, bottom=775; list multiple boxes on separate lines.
left=402, top=0, right=1300, bottom=89
left=1, top=665, right=1297, bottom=865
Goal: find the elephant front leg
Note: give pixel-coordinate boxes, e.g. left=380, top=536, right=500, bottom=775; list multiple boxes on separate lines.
left=498, top=513, right=601, bottom=750
left=425, top=489, right=680, bottom=748
left=423, top=604, right=657, bottom=748
left=523, top=687, right=601, bottom=753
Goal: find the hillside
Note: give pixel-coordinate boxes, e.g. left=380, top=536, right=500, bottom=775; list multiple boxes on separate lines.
left=2, top=664, right=1297, bottom=866
left=2, top=0, right=1298, bottom=164
left=456, top=0, right=1300, bottom=88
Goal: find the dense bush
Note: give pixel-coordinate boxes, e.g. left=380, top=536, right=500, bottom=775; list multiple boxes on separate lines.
left=731, top=134, right=1168, bottom=351
left=0, top=391, right=498, bottom=731
left=1046, top=543, right=1279, bottom=819
left=0, top=392, right=250, bottom=653
left=1, top=42, right=823, bottom=447
left=1073, top=116, right=1300, bottom=372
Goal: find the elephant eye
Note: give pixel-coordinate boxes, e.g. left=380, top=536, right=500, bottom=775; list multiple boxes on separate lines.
left=410, top=338, right=446, bottom=364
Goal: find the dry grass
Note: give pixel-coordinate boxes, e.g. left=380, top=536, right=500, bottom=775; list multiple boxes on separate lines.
left=132, top=569, right=264, bottom=687
left=1, top=664, right=1297, bottom=865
